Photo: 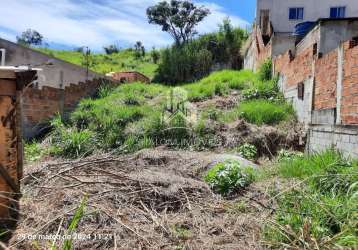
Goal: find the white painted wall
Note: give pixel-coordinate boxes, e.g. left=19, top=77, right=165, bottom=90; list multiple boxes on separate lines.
left=257, top=0, right=358, bottom=33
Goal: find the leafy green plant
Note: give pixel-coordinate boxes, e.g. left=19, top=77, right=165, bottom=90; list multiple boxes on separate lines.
left=277, top=149, right=303, bottom=162
left=62, top=196, right=87, bottom=250
left=204, top=160, right=255, bottom=196
left=242, top=79, right=281, bottom=101
left=237, top=143, right=257, bottom=160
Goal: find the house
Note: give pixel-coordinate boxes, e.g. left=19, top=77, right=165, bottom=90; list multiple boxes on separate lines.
left=107, top=71, right=150, bottom=84
left=0, top=38, right=116, bottom=138
left=244, top=1, right=358, bottom=157
left=244, top=0, right=358, bottom=70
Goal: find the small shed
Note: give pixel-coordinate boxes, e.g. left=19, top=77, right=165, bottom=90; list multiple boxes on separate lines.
left=107, top=71, right=150, bottom=84
left=0, top=67, right=37, bottom=237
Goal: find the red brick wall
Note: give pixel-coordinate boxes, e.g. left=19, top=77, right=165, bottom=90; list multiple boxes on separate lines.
left=246, top=27, right=272, bottom=70
left=314, top=50, right=338, bottom=110
left=274, top=46, right=313, bottom=89
left=341, top=41, right=358, bottom=124
left=22, top=78, right=118, bottom=136
left=274, top=39, right=358, bottom=125
left=256, top=31, right=272, bottom=69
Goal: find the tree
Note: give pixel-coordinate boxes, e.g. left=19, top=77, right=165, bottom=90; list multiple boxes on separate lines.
left=17, top=29, right=43, bottom=46
left=134, top=41, right=145, bottom=60
left=147, top=0, right=210, bottom=46
left=151, top=47, right=160, bottom=64
left=103, top=44, right=119, bottom=55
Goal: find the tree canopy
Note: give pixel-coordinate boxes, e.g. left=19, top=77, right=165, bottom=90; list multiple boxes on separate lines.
left=147, top=0, right=210, bottom=46
left=17, top=29, right=43, bottom=46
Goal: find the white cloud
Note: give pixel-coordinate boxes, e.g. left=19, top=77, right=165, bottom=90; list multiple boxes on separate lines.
left=0, top=0, right=249, bottom=51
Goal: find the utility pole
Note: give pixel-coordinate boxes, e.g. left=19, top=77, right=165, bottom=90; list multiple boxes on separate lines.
left=84, top=46, right=89, bottom=81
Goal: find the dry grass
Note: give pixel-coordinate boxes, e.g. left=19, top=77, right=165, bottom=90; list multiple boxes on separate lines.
left=10, top=149, right=277, bottom=250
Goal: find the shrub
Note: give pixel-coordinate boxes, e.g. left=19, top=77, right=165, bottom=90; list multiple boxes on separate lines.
left=154, top=20, right=248, bottom=84
left=238, top=99, right=294, bottom=125
left=103, top=44, right=119, bottom=55
left=204, top=160, right=255, bottom=196
left=237, top=143, right=257, bottom=160
left=242, top=78, right=281, bottom=101
left=258, top=59, right=272, bottom=81
left=50, top=116, right=95, bottom=158
left=155, top=44, right=213, bottom=84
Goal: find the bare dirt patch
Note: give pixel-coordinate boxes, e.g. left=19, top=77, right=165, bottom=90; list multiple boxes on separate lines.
left=10, top=149, right=277, bottom=250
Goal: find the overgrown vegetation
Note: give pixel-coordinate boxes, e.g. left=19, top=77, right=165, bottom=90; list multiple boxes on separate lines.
left=265, top=150, right=358, bottom=249
left=237, top=99, right=294, bottom=125
left=204, top=160, right=256, bottom=196
left=154, top=19, right=248, bottom=84
left=33, top=63, right=295, bottom=159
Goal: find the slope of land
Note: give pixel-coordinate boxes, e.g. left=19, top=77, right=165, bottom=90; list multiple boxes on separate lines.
left=16, top=68, right=357, bottom=249
left=37, top=48, right=158, bottom=78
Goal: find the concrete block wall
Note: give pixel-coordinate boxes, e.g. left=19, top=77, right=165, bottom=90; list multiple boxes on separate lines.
left=281, top=77, right=314, bottom=125
left=308, top=125, right=358, bottom=158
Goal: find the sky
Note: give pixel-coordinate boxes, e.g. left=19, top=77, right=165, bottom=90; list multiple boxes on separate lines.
left=0, top=0, right=256, bottom=51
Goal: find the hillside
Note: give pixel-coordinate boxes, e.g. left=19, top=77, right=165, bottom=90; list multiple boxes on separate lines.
left=18, top=63, right=358, bottom=249
left=38, top=48, right=158, bottom=78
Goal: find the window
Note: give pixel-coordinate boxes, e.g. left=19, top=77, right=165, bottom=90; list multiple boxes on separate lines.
left=298, top=82, right=304, bottom=100
left=330, top=7, right=346, bottom=18
left=289, top=8, right=304, bottom=20
left=0, top=49, right=5, bottom=66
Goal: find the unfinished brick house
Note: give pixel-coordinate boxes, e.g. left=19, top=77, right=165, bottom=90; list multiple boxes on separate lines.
left=107, top=71, right=150, bottom=84
left=244, top=0, right=358, bottom=157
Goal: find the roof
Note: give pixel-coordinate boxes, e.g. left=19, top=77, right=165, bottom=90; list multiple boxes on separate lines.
left=111, top=71, right=150, bottom=79
left=0, top=66, right=43, bottom=71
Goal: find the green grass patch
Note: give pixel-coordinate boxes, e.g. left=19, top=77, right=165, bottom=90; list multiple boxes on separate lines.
left=184, top=70, right=257, bottom=101
left=230, top=99, right=294, bottom=125
left=220, top=99, right=294, bottom=125
left=265, top=150, right=358, bottom=249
